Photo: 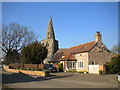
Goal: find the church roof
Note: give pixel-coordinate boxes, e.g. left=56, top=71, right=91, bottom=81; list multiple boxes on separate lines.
left=59, top=41, right=97, bottom=61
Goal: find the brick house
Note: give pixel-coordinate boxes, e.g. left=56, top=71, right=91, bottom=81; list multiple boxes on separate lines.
left=59, top=32, right=112, bottom=74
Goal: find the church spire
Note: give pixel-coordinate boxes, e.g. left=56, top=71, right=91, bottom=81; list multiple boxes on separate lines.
left=46, top=16, right=55, bottom=40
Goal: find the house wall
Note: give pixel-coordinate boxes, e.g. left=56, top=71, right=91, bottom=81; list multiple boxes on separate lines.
left=75, top=52, right=89, bottom=72
left=60, top=61, right=65, bottom=69
left=88, top=45, right=112, bottom=65
left=60, top=61, right=76, bottom=71
left=89, top=32, right=112, bottom=65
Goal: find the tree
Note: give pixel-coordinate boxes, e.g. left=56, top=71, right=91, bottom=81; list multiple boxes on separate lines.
left=4, top=49, right=20, bottom=65
left=106, top=55, right=120, bottom=74
left=1, top=23, right=37, bottom=54
left=111, top=44, right=120, bottom=53
left=21, top=41, right=48, bottom=64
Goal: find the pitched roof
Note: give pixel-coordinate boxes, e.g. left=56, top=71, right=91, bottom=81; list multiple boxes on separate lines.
left=52, top=49, right=68, bottom=61
left=59, top=53, right=77, bottom=61
left=59, top=41, right=97, bottom=61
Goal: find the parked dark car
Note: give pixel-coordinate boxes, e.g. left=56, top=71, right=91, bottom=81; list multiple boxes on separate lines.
left=43, top=64, right=57, bottom=72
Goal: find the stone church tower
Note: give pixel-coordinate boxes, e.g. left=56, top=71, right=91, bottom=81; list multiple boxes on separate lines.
left=41, top=17, right=58, bottom=64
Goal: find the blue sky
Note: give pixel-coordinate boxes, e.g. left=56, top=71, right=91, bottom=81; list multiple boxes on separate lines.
left=2, top=2, right=118, bottom=50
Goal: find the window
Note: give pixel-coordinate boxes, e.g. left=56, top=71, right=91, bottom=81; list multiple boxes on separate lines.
left=78, top=61, right=83, bottom=69
left=67, top=61, right=76, bottom=69
left=80, top=54, right=82, bottom=56
left=92, top=61, right=95, bottom=65
left=46, top=43, right=49, bottom=47
left=72, top=62, right=76, bottom=68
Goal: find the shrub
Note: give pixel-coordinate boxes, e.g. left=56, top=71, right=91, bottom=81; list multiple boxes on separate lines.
left=78, top=71, right=87, bottom=74
left=19, top=67, right=23, bottom=70
left=30, top=68, right=34, bottom=71
left=58, top=63, right=63, bottom=72
left=9, top=63, right=21, bottom=69
left=99, top=70, right=106, bottom=75
left=4, top=50, right=20, bottom=65
left=106, top=55, right=120, bottom=74
left=26, top=68, right=29, bottom=70
left=118, top=71, right=120, bottom=75
left=71, top=70, right=77, bottom=72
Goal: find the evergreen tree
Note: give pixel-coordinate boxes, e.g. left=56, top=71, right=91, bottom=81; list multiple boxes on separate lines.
left=21, top=41, right=48, bottom=64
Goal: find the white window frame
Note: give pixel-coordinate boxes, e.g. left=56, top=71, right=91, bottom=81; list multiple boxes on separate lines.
left=72, top=62, right=76, bottom=69
left=67, top=61, right=76, bottom=69
left=78, top=60, right=84, bottom=69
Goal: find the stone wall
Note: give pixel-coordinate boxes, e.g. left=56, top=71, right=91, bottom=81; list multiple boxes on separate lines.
left=88, top=45, right=112, bottom=65
left=42, top=39, right=58, bottom=64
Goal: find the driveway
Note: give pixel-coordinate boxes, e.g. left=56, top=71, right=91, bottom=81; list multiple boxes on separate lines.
left=2, top=70, right=119, bottom=88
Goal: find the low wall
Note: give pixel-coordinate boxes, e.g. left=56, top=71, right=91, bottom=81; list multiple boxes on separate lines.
left=3, top=65, right=49, bottom=77
left=9, top=63, right=44, bottom=70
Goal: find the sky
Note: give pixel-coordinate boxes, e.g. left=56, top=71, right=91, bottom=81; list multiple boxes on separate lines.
left=2, top=2, right=118, bottom=50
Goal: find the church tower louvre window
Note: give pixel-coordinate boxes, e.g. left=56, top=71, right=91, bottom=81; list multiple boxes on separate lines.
left=41, top=16, right=59, bottom=64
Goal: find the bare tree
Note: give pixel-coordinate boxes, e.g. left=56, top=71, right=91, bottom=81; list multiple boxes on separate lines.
left=111, top=44, right=120, bottom=53
left=1, top=23, right=37, bottom=54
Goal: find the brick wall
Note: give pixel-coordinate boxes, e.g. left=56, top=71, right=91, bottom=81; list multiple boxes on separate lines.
left=3, top=65, right=49, bottom=77
left=9, top=63, right=44, bottom=70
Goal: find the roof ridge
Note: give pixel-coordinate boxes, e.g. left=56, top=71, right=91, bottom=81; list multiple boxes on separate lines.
left=70, top=41, right=95, bottom=49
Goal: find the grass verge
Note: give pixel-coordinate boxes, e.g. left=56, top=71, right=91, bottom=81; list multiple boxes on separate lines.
left=2, top=85, right=14, bottom=90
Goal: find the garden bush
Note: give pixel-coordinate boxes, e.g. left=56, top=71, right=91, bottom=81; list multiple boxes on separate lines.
left=58, top=63, right=63, bottom=72
left=106, top=55, right=120, bottom=74
left=99, top=70, right=106, bottom=75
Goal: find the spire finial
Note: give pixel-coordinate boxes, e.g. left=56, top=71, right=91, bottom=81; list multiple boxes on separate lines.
left=49, top=16, right=52, bottom=23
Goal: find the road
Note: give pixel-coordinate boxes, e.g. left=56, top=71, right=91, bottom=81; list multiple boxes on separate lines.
left=2, top=70, right=118, bottom=88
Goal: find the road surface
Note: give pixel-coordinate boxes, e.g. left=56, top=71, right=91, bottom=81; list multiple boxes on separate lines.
left=2, top=70, right=118, bottom=88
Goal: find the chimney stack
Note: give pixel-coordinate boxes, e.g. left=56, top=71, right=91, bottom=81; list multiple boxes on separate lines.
left=95, top=31, right=102, bottom=43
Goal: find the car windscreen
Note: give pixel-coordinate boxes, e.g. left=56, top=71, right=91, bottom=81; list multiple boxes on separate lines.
left=45, top=64, right=53, bottom=67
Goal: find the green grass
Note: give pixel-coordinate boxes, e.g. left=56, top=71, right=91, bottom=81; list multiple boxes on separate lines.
left=2, top=85, right=14, bottom=90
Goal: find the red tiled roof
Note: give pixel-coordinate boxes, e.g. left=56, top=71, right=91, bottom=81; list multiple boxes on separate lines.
left=59, top=41, right=97, bottom=61
left=59, top=53, right=77, bottom=61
